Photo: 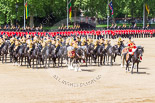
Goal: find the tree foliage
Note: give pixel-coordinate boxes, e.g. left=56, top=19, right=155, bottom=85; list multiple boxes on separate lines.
left=0, top=0, right=154, bottom=25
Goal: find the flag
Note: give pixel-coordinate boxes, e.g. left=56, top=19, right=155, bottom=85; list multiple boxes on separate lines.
left=109, top=1, right=114, bottom=17
left=145, top=4, right=150, bottom=14
left=25, top=1, right=28, bottom=19
left=69, top=2, right=72, bottom=20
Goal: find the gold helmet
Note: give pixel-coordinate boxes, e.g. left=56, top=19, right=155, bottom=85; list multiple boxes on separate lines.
left=94, top=40, right=99, bottom=45
left=73, top=41, right=78, bottom=48
left=105, top=39, right=109, bottom=45
left=118, top=37, right=122, bottom=41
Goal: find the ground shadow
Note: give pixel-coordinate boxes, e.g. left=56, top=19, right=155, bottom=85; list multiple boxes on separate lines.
left=132, top=72, right=150, bottom=75
left=81, top=69, right=96, bottom=72
left=138, top=67, right=149, bottom=70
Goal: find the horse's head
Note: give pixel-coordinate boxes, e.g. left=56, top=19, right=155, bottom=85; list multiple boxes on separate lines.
left=137, top=47, right=144, bottom=57
left=113, top=45, right=119, bottom=55
left=76, top=48, right=86, bottom=59
left=88, top=43, right=94, bottom=54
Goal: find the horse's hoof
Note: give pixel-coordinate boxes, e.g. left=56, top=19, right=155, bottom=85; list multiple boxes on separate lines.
left=15, top=63, right=18, bottom=66
left=75, top=69, right=78, bottom=72
left=78, top=68, right=82, bottom=72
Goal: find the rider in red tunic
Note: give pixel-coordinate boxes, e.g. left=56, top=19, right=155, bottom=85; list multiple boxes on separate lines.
left=128, top=37, right=136, bottom=55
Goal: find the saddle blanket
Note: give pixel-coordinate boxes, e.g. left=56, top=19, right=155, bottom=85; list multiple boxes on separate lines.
left=68, top=50, right=75, bottom=58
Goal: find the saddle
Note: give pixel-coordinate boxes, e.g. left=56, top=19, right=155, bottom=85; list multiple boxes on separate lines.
left=126, top=53, right=129, bottom=61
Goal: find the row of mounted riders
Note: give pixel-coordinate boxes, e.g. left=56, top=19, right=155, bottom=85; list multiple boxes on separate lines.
left=0, top=36, right=144, bottom=73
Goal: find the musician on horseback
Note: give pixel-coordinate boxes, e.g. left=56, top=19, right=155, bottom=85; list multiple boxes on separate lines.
left=10, top=35, right=16, bottom=46
left=27, top=37, right=34, bottom=55
left=81, top=38, right=86, bottom=46
left=105, top=39, right=110, bottom=48
left=99, top=38, right=104, bottom=46
left=14, top=37, right=21, bottom=53
left=55, top=39, right=62, bottom=55
left=0, top=35, right=5, bottom=48
left=87, top=37, right=93, bottom=45
left=94, top=40, right=99, bottom=50
left=22, top=35, right=26, bottom=44
left=117, top=37, right=123, bottom=46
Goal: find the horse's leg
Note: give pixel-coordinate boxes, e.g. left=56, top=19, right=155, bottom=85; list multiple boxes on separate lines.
left=53, top=58, right=56, bottom=67
left=30, top=59, right=31, bottom=68
left=137, top=62, right=139, bottom=73
left=10, top=54, right=12, bottom=62
left=90, top=56, right=92, bottom=65
left=114, top=54, right=117, bottom=62
left=77, top=60, right=81, bottom=72
left=86, top=57, right=88, bottom=67
left=108, top=55, right=110, bottom=64
left=25, top=57, right=26, bottom=65
left=5, top=54, right=7, bottom=63
left=21, top=56, right=23, bottom=66
left=121, top=55, right=123, bottom=66
left=33, top=59, right=34, bottom=69
left=48, top=58, right=50, bottom=68
left=27, top=57, right=29, bottom=68
left=36, top=58, right=38, bottom=69
left=103, top=55, right=105, bottom=65
left=2, top=54, right=4, bottom=63
left=89, top=56, right=90, bottom=64
left=70, top=58, right=74, bottom=70
left=44, top=58, right=47, bottom=68
left=100, top=56, right=103, bottom=65
left=111, top=55, right=113, bottom=66
left=61, top=57, right=63, bottom=68
left=74, top=59, right=78, bottom=72
left=131, top=62, right=134, bottom=74
left=126, top=61, right=128, bottom=72
left=57, top=58, right=59, bottom=68
left=46, top=58, right=48, bottom=68
left=98, top=56, right=100, bottom=66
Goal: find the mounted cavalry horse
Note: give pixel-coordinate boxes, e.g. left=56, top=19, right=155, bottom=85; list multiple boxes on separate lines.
left=124, top=46, right=144, bottom=73
left=121, top=38, right=144, bottom=73
left=114, top=38, right=125, bottom=62
left=92, top=40, right=106, bottom=66
left=0, top=40, right=10, bottom=63
left=104, top=40, right=119, bottom=65
left=67, top=41, right=86, bottom=72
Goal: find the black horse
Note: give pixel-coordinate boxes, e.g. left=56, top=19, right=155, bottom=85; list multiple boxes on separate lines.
left=9, top=43, right=15, bottom=62
left=1, top=41, right=10, bottom=63
left=17, top=44, right=27, bottom=66
left=86, top=43, right=95, bottom=65
left=96, top=44, right=106, bottom=66
left=27, top=44, right=42, bottom=68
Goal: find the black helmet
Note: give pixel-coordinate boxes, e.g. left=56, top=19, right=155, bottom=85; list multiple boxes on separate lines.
left=129, top=37, right=131, bottom=40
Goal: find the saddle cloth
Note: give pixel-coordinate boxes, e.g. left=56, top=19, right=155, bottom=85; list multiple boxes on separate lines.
left=68, top=50, right=75, bottom=58
left=122, top=47, right=128, bottom=54
left=67, top=46, right=76, bottom=58
left=126, top=53, right=129, bottom=61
